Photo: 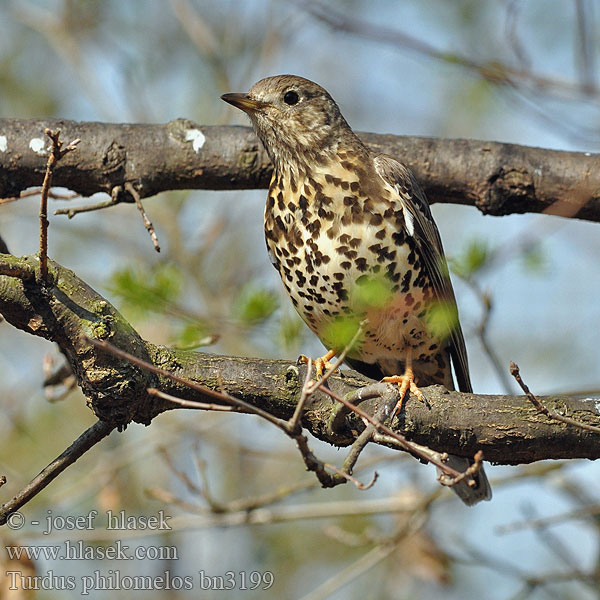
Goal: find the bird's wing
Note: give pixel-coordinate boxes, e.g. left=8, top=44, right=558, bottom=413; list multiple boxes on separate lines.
left=373, top=154, right=472, bottom=393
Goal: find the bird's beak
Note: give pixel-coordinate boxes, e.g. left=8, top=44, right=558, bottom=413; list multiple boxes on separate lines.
left=221, top=93, right=265, bottom=112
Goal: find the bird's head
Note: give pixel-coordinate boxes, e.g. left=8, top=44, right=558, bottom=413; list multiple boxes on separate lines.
left=221, top=75, right=359, bottom=170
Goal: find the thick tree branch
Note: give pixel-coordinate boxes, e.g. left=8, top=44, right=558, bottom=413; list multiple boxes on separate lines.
left=0, top=119, right=598, bottom=222
left=2, top=253, right=600, bottom=465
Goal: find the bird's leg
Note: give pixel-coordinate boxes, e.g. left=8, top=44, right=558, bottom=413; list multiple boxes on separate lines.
left=298, top=349, right=337, bottom=379
left=381, top=350, right=425, bottom=416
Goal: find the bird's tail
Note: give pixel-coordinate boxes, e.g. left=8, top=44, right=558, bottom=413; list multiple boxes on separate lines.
left=437, top=454, right=492, bottom=506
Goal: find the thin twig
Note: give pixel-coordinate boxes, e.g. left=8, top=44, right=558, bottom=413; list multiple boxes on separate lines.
left=453, top=542, right=595, bottom=598
left=89, top=338, right=282, bottom=424
left=300, top=504, right=429, bottom=600
left=0, top=420, right=114, bottom=525
left=161, top=496, right=420, bottom=531
left=497, top=504, right=600, bottom=534
left=54, top=194, right=119, bottom=218
left=318, top=383, right=463, bottom=479
left=192, top=449, right=229, bottom=512
left=124, top=181, right=160, bottom=252
left=324, top=462, right=378, bottom=490
left=510, top=362, right=600, bottom=434
left=520, top=502, right=585, bottom=576
left=574, top=0, right=597, bottom=94
left=288, top=358, right=313, bottom=432
left=157, top=446, right=203, bottom=496
left=1, top=188, right=79, bottom=205
left=440, top=450, right=484, bottom=488
left=463, top=277, right=515, bottom=393
left=147, top=387, right=241, bottom=412
left=39, top=129, right=80, bottom=281
left=0, top=261, right=35, bottom=279
left=151, top=454, right=396, bottom=517
left=290, top=323, right=378, bottom=489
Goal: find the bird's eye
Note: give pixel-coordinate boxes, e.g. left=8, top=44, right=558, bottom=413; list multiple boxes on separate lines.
left=283, top=90, right=299, bottom=105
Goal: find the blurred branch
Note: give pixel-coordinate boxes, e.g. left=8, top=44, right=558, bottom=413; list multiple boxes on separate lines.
left=1, top=254, right=600, bottom=468
left=574, top=0, right=597, bottom=94
left=11, top=1, right=120, bottom=121
left=457, top=274, right=516, bottom=394
left=298, top=0, right=597, bottom=101
left=38, top=128, right=80, bottom=281
left=0, top=420, right=114, bottom=526
left=0, top=119, right=598, bottom=222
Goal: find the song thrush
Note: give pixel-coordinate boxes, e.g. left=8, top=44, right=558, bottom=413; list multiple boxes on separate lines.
left=222, top=75, right=491, bottom=505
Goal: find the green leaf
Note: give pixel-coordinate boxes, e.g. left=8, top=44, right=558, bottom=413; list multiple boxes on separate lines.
left=450, top=239, right=490, bottom=280
left=108, top=264, right=182, bottom=317
left=351, top=274, right=394, bottom=310
left=278, top=313, right=305, bottom=351
left=321, top=316, right=363, bottom=352
left=233, top=285, right=279, bottom=325
left=174, top=322, right=218, bottom=350
left=425, top=300, right=459, bottom=341
left=520, top=243, right=548, bottom=274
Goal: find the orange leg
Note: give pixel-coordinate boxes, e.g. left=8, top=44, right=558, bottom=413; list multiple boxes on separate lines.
left=382, top=352, right=425, bottom=416
left=298, top=349, right=337, bottom=379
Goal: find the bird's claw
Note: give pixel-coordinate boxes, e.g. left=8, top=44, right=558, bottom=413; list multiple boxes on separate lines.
left=298, top=349, right=337, bottom=379
left=382, top=369, right=425, bottom=416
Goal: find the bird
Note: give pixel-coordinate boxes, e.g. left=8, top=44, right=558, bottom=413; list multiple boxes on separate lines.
left=221, top=75, right=491, bottom=505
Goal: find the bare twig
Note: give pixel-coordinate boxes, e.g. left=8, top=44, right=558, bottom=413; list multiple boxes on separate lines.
left=498, top=504, right=600, bottom=534
left=300, top=502, right=429, bottom=600
left=440, top=450, right=484, bottom=488
left=0, top=262, right=35, bottom=279
left=461, top=277, right=515, bottom=394
left=510, top=362, right=600, bottom=434
left=166, top=495, right=421, bottom=530
left=124, top=181, right=161, bottom=252
left=1, top=188, right=79, bottom=205
left=193, top=450, right=228, bottom=512
left=323, top=462, right=378, bottom=490
left=147, top=387, right=241, bottom=412
left=301, top=543, right=397, bottom=600
left=288, top=358, right=314, bottom=432
left=0, top=420, right=114, bottom=525
left=503, top=1, right=531, bottom=70
left=39, top=129, right=80, bottom=281
left=520, top=502, right=586, bottom=577
left=54, top=189, right=119, bottom=218
left=151, top=454, right=396, bottom=518
left=453, top=542, right=599, bottom=598
left=318, top=383, right=463, bottom=479
left=157, top=446, right=203, bottom=496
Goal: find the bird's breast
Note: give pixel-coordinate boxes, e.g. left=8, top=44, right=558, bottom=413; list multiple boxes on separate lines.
left=264, top=166, right=440, bottom=363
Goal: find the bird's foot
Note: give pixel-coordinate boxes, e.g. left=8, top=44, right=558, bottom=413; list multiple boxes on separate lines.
left=298, top=349, right=337, bottom=379
left=382, top=366, right=425, bottom=416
